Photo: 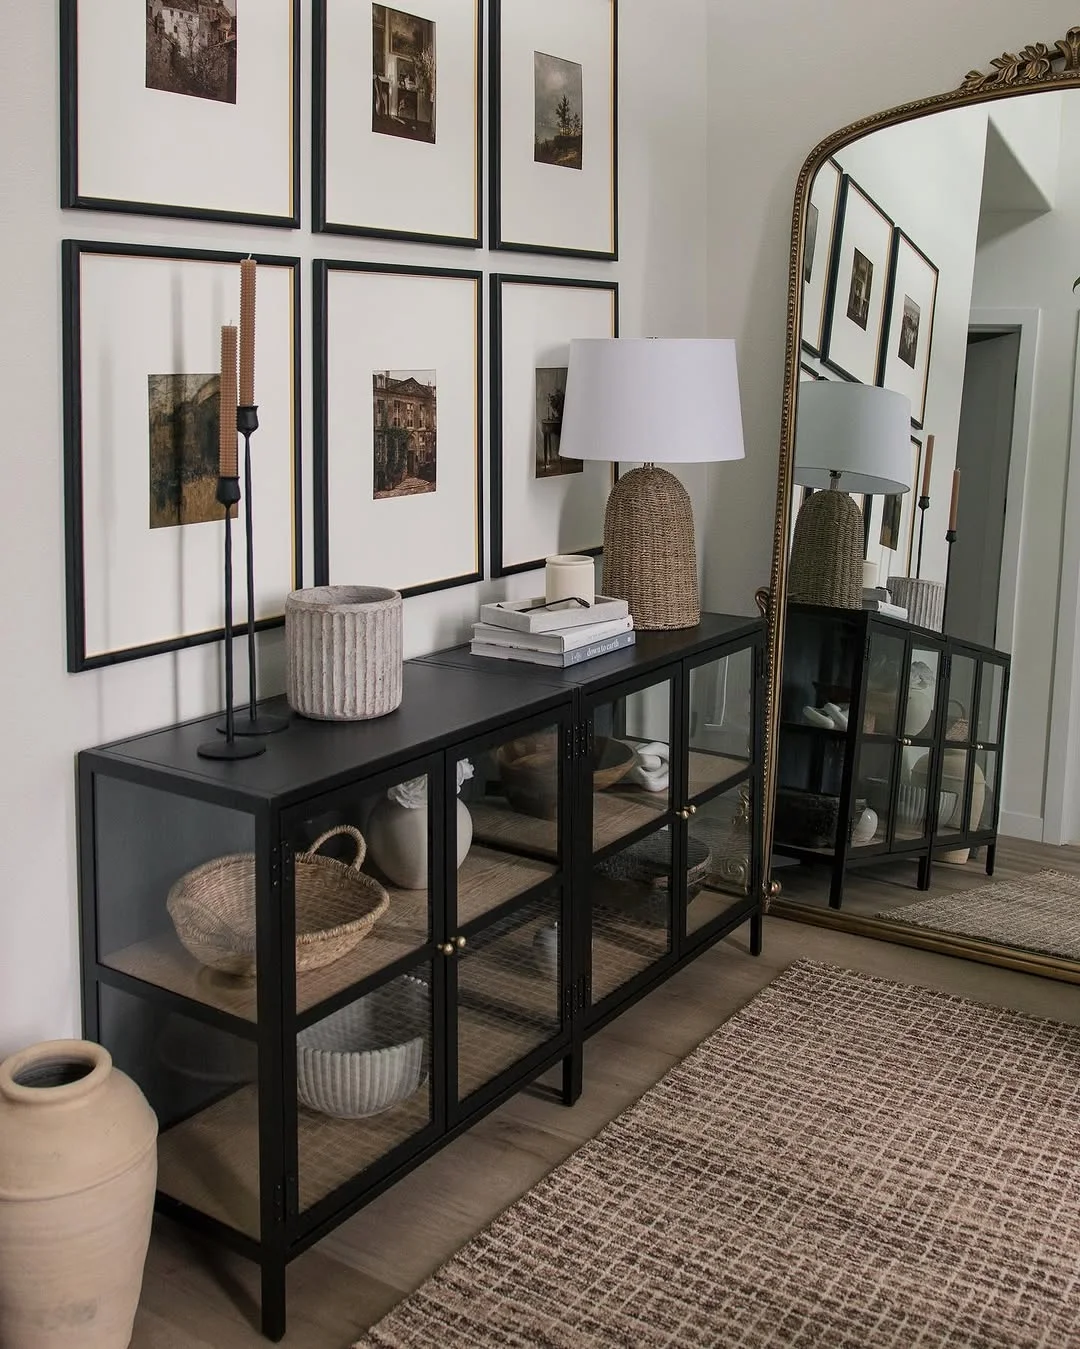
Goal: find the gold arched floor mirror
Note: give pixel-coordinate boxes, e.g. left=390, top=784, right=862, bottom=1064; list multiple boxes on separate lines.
left=764, top=30, right=1080, bottom=983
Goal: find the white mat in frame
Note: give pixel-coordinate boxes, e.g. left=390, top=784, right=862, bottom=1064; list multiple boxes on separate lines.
left=490, top=274, right=618, bottom=577
left=314, top=261, right=483, bottom=598
left=63, top=242, right=301, bottom=671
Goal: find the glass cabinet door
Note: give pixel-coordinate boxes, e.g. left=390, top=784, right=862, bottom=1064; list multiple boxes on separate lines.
left=977, top=661, right=1006, bottom=748
left=685, top=781, right=755, bottom=940
left=862, top=629, right=906, bottom=738
left=851, top=740, right=893, bottom=850
left=586, top=675, right=675, bottom=1011
left=687, top=645, right=753, bottom=802
left=894, top=640, right=943, bottom=846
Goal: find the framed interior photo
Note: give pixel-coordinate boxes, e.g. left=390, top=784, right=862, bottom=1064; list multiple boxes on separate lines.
left=491, top=0, right=618, bottom=259
left=868, top=435, right=921, bottom=581
left=60, top=0, right=299, bottom=227
left=821, top=176, right=894, bottom=384
left=491, top=274, right=619, bottom=576
left=801, top=158, right=842, bottom=358
left=314, top=0, right=482, bottom=246
left=63, top=242, right=302, bottom=672
left=879, top=232, right=940, bottom=429
left=314, top=261, right=482, bottom=598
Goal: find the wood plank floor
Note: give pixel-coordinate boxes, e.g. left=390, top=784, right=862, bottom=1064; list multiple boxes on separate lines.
left=132, top=840, right=1080, bottom=1348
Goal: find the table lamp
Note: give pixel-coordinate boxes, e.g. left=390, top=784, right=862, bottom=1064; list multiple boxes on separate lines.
left=558, top=338, right=746, bottom=630
left=790, top=382, right=911, bottom=609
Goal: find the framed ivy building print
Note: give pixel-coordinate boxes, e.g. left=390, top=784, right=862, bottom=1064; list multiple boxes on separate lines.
left=491, top=0, right=618, bottom=258
left=60, top=0, right=299, bottom=227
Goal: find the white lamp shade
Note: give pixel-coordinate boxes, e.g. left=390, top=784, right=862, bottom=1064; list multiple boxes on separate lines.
left=558, top=338, right=746, bottom=465
left=794, top=382, right=912, bottom=494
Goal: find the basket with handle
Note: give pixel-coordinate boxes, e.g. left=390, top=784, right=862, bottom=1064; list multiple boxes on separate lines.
left=166, top=825, right=390, bottom=978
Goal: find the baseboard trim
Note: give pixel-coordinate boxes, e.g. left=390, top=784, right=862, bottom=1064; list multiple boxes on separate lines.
left=999, top=811, right=1044, bottom=843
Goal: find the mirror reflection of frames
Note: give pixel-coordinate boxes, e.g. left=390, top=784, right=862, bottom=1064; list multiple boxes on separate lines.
left=766, top=39, right=1080, bottom=984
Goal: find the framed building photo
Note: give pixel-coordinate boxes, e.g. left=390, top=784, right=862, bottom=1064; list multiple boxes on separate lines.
left=802, top=158, right=842, bottom=358
left=314, top=0, right=482, bottom=246
left=491, top=0, right=618, bottom=259
left=879, top=232, right=939, bottom=429
left=60, top=0, right=299, bottom=227
left=314, top=261, right=482, bottom=597
left=63, top=242, right=302, bottom=672
left=821, top=176, right=894, bottom=384
left=491, top=274, right=619, bottom=576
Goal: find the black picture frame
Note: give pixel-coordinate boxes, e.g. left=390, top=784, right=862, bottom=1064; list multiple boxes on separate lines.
left=313, top=0, right=483, bottom=246
left=490, top=0, right=619, bottom=260
left=60, top=0, right=301, bottom=229
left=490, top=273, right=620, bottom=578
left=820, top=175, right=895, bottom=385
left=801, top=156, right=843, bottom=359
left=63, top=240, right=303, bottom=673
left=878, top=230, right=940, bottom=430
left=313, top=259, right=484, bottom=599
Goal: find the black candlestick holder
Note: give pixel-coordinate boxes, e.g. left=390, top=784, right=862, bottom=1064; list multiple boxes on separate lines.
left=199, top=476, right=266, bottom=761
left=942, top=526, right=958, bottom=634
left=915, top=494, right=931, bottom=578
left=218, top=405, right=289, bottom=738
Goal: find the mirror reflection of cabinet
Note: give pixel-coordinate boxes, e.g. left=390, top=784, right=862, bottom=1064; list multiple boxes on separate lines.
left=774, top=605, right=1005, bottom=910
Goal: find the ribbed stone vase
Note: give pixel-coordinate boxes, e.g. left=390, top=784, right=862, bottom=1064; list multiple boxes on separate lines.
left=886, top=576, right=945, bottom=632
left=286, top=587, right=403, bottom=721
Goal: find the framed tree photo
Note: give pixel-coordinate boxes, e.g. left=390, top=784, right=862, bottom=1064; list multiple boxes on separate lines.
left=491, top=0, right=618, bottom=259
left=491, top=274, right=619, bottom=576
left=63, top=242, right=302, bottom=672
left=801, top=158, right=842, bottom=358
left=60, top=0, right=299, bottom=227
left=314, top=0, right=482, bottom=246
left=821, top=176, right=894, bottom=384
left=314, top=261, right=483, bottom=597
left=879, top=232, right=939, bottom=429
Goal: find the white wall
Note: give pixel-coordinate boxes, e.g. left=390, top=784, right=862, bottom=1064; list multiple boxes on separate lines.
left=702, top=0, right=1080, bottom=617
left=0, top=0, right=709, bottom=1054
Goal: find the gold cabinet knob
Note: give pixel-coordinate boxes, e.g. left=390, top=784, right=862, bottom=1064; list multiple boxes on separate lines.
left=902, top=738, right=913, bottom=747
left=677, top=808, right=691, bottom=820
left=454, top=935, right=467, bottom=950
left=687, top=804, right=698, bottom=816
left=438, top=942, right=454, bottom=956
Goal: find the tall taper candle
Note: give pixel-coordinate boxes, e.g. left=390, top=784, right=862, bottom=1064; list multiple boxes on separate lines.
left=921, top=434, right=935, bottom=497
left=949, top=468, right=961, bottom=532
left=239, top=258, right=256, bottom=406
left=219, top=324, right=238, bottom=477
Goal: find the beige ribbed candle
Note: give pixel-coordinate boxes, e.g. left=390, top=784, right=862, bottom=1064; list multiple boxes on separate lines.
left=219, top=324, right=238, bottom=478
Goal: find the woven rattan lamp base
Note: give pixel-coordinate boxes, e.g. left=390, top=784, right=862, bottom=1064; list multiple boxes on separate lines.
left=788, top=488, right=863, bottom=609
left=603, top=466, right=700, bottom=630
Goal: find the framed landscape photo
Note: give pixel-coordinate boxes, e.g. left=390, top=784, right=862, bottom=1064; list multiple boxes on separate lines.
left=314, top=261, right=482, bottom=597
left=879, top=232, right=939, bottom=429
left=491, top=274, right=618, bottom=576
left=821, top=176, right=894, bottom=384
left=491, top=0, right=618, bottom=259
left=801, top=158, right=842, bottom=358
left=63, top=242, right=302, bottom=672
left=60, top=0, right=299, bottom=227
left=314, top=0, right=482, bottom=246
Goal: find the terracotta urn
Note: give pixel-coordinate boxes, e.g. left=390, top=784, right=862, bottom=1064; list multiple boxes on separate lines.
left=0, top=1040, right=158, bottom=1347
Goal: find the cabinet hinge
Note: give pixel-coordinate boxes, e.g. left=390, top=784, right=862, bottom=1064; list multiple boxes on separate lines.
left=270, top=1181, right=285, bottom=1223
left=563, top=983, right=574, bottom=1020
left=563, top=724, right=575, bottom=763
left=583, top=973, right=592, bottom=1009
left=286, top=1173, right=299, bottom=1218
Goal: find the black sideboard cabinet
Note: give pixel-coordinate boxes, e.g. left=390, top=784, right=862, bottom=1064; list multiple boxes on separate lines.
left=77, top=615, right=764, bottom=1340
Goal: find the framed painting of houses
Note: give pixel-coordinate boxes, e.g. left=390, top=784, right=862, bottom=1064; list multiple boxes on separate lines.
left=62, top=241, right=302, bottom=672
left=879, top=232, right=939, bottom=429
left=314, top=0, right=482, bottom=246
left=491, top=0, right=618, bottom=259
left=313, top=260, right=483, bottom=597
left=491, top=274, right=619, bottom=576
left=820, top=176, right=894, bottom=385
left=60, top=0, right=299, bottom=227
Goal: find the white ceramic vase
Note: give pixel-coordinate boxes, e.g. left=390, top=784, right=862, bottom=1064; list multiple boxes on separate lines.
left=367, top=799, right=473, bottom=889
left=0, top=1040, right=158, bottom=1348
left=851, top=805, right=878, bottom=846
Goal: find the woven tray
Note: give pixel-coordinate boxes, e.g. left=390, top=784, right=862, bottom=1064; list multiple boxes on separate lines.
left=166, top=826, right=390, bottom=978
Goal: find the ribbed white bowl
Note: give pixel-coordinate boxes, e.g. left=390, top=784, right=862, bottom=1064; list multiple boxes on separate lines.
left=286, top=586, right=403, bottom=721
left=297, top=977, right=427, bottom=1119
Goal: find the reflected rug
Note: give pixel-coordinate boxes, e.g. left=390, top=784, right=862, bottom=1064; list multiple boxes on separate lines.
left=880, top=868, right=1080, bottom=961
left=354, top=961, right=1080, bottom=1348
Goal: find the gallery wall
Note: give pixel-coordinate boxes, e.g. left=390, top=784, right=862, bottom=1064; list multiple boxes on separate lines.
left=0, top=0, right=709, bottom=1053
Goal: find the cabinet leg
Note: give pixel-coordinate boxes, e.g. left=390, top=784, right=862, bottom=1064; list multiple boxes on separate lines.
left=829, top=864, right=844, bottom=910
left=561, top=1047, right=583, bottom=1107
left=986, top=843, right=996, bottom=877
left=750, top=911, right=763, bottom=957
left=261, top=1258, right=287, bottom=1343
left=918, top=854, right=932, bottom=891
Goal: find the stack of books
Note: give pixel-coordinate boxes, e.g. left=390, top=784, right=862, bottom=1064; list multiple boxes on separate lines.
left=863, top=587, right=908, bottom=619
left=471, top=595, right=635, bottom=668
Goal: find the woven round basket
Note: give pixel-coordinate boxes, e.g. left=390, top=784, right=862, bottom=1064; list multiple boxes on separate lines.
left=166, top=826, right=390, bottom=978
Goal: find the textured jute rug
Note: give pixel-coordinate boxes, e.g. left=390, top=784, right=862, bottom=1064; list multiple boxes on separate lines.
left=880, top=868, right=1080, bottom=961
left=354, top=961, right=1080, bottom=1348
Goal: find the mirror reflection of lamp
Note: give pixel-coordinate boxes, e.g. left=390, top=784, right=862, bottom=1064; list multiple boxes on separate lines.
left=789, top=383, right=912, bottom=609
